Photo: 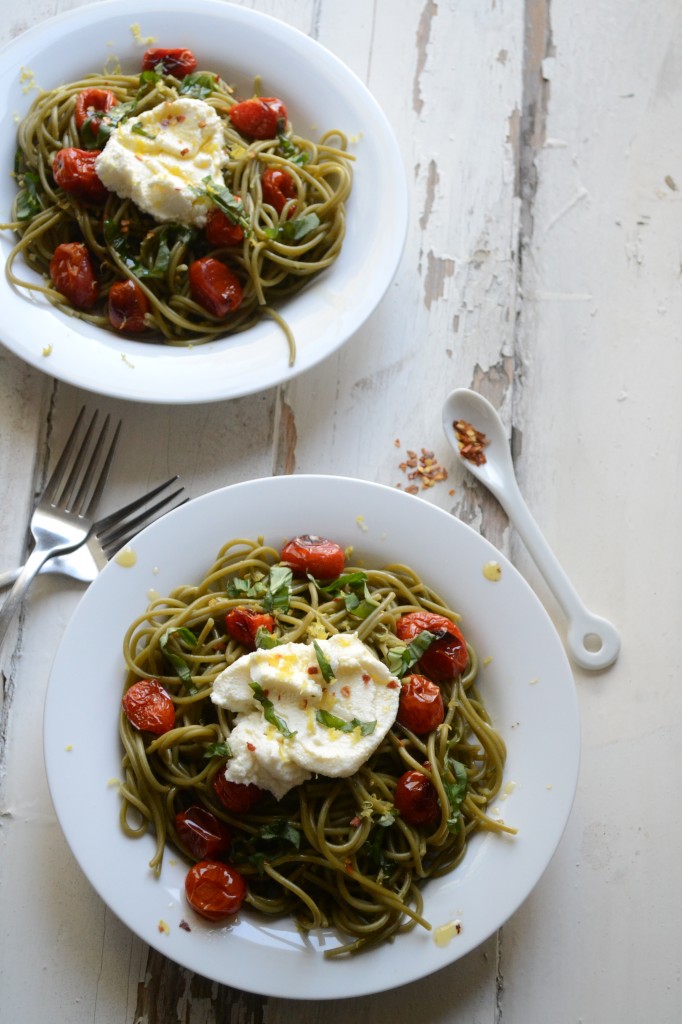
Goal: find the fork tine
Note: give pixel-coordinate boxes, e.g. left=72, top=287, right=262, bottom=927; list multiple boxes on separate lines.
left=53, top=409, right=101, bottom=509
left=100, top=496, right=188, bottom=558
left=41, top=406, right=88, bottom=504
left=94, top=476, right=180, bottom=534
left=80, top=418, right=122, bottom=519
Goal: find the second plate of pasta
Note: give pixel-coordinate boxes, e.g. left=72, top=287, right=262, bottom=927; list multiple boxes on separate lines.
left=0, top=1, right=407, bottom=402
left=44, top=475, right=580, bottom=1000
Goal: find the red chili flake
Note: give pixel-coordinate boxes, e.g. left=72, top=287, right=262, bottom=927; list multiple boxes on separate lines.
left=362, top=673, right=370, bottom=682
left=179, top=919, right=191, bottom=932
left=397, top=446, right=449, bottom=491
left=340, top=685, right=351, bottom=698
left=350, top=815, right=362, bottom=827
left=307, top=666, right=319, bottom=675
left=247, top=742, right=256, bottom=752
left=387, top=679, right=400, bottom=689
left=454, top=419, right=490, bottom=465
left=344, top=859, right=354, bottom=875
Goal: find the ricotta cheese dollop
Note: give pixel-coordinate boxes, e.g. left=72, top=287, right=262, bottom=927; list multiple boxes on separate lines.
left=211, top=633, right=401, bottom=800
left=95, top=97, right=226, bottom=226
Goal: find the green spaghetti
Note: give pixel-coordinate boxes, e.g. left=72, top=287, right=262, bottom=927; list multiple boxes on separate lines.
left=119, top=536, right=513, bottom=956
left=1, top=50, right=353, bottom=362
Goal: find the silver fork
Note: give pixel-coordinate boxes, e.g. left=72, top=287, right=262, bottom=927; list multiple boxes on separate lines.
left=0, top=408, right=120, bottom=653
left=0, top=476, right=186, bottom=590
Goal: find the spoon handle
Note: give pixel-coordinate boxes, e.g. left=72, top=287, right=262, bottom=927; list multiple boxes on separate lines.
left=492, top=474, right=620, bottom=671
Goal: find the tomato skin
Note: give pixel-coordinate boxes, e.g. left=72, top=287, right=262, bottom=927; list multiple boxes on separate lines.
left=229, top=97, right=287, bottom=139
left=74, top=88, right=118, bottom=137
left=396, top=611, right=468, bottom=681
left=261, top=167, right=296, bottom=216
left=188, top=257, right=244, bottom=318
left=53, top=147, right=108, bottom=203
left=280, top=535, right=345, bottom=580
left=225, top=607, right=275, bottom=650
left=394, top=769, right=440, bottom=826
left=49, top=242, right=99, bottom=310
left=212, top=774, right=264, bottom=814
left=142, top=47, right=198, bottom=78
left=122, top=679, right=175, bottom=735
left=108, top=279, right=150, bottom=332
left=176, top=805, right=232, bottom=860
left=185, top=860, right=247, bottom=921
left=397, top=674, right=445, bottom=734
left=205, top=208, right=244, bottom=247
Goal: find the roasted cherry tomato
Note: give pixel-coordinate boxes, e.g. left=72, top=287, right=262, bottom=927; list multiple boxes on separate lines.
left=52, top=147, right=108, bottom=203
left=108, top=279, right=150, bottom=332
left=394, top=769, right=440, bottom=826
left=176, top=805, right=232, bottom=860
left=188, top=257, right=244, bottom=317
left=74, top=88, right=118, bottom=138
left=261, top=167, right=296, bottom=216
left=396, top=611, right=468, bottom=681
left=121, top=679, right=175, bottom=735
left=141, top=47, right=198, bottom=78
left=49, top=242, right=99, bottom=310
left=225, top=607, right=275, bottom=650
left=205, top=208, right=244, bottom=246
left=212, top=774, right=264, bottom=814
left=397, top=674, right=445, bottom=735
left=280, top=535, right=345, bottom=580
left=185, top=859, right=247, bottom=921
left=228, top=97, right=287, bottom=139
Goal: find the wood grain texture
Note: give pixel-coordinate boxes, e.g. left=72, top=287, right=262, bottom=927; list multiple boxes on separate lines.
left=1, top=0, right=680, bottom=1020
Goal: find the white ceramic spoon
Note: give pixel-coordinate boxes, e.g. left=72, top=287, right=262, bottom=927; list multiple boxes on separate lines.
left=442, top=388, right=620, bottom=671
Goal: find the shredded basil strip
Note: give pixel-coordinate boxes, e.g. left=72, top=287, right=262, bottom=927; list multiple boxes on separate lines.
left=386, top=629, right=437, bottom=678
left=203, top=741, right=233, bottom=760
left=444, top=757, right=469, bottom=834
left=255, top=626, right=280, bottom=650
left=16, top=171, right=41, bottom=221
left=192, top=176, right=250, bottom=232
left=258, top=819, right=301, bottom=848
left=179, top=72, right=217, bottom=99
left=250, top=681, right=296, bottom=738
left=277, top=132, right=310, bottom=166
left=160, top=626, right=198, bottom=690
left=315, top=709, right=376, bottom=736
left=104, top=220, right=194, bottom=279
left=316, top=571, right=368, bottom=594
left=264, top=212, right=320, bottom=243
left=131, top=123, right=156, bottom=140
left=313, top=640, right=334, bottom=683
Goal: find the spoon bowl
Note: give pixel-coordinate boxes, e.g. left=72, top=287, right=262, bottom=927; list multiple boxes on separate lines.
left=442, top=388, right=620, bottom=671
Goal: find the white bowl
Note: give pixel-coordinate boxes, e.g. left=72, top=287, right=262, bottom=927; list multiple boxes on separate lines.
left=0, top=1, right=407, bottom=403
left=44, top=475, right=580, bottom=999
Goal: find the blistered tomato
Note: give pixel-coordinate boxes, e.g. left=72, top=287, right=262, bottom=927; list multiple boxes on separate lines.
left=229, top=97, right=287, bottom=139
left=225, top=607, right=275, bottom=650
left=394, top=769, right=440, bottom=826
left=212, top=774, right=264, bottom=814
left=52, top=147, right=108, bottom=202
left=188, top=257, right=243, bottom=317
left=142, top=48, right=198, bottom=78
left=397, top=674, right=445, bottom=734
left=49, top=242, right=99, bottom=310
left=74, top=88, right=118, bottom=138
left=121, top=679, right=175, bottom=735
left=280, top=535, right=345, bottom=580
left=205, top=208, right=244, bottom=246
left=176, top=806, right=232, bottom=860
left=261, top=167, right=296, bottom=215
left=108, top=279, right=150, bottom=332
left=185, top=860, right=246, bottom=920
left=396, top=611, right=468, bottom=681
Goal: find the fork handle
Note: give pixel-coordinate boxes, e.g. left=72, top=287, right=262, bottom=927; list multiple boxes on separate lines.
left=0, top=542, right=77, bottom=654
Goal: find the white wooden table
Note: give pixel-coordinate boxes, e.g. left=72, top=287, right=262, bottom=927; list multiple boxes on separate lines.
left=1, top=1, right=680, bottom=1021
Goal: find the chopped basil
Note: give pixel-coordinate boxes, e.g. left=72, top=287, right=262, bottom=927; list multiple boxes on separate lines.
left=315, top=709, right=376, bottom=736
left=179, top=72, right=217, bottom=99
left=255, top=626, right=280, bottom=650
left=277, top=132, right=310, bottom=166
left=191, top=176, right=250, bottom=233
left=313, top=640, right=334, bottom=683
left=131, top=123, right=156, bottom=140
left=444, top=757, right=468, bottom=834
left=262, top=565, right=292, bottom=613
left=264, top=212, right=320, bottom=243
left=203, top=740, right=233, bottom=760
left=316, top=571, right=368, bottom=593
left=137, top=70, right=161, bottom=97
left=15, top=171, right=41, bottom=221
left=258, top=818, right=301, bottom=848
left=250, top=681, right=296, bottom=738
left=104, top=220, right=195, bottom=280
left=386, top=629, right=437, bottom=678
left=81, top=99, right=137, bottom=150
left=160, top=626, right=198, bottom=690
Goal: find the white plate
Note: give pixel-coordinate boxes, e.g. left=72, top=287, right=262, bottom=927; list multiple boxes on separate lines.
left=0, top=1, right=407, bottom=403
left=44, top=476, right=580, bottom=1000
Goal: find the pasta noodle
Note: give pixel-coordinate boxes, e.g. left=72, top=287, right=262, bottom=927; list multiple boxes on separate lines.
left=1, top=60, right=353, bottom=361
left=119, top=537, right=514, bottom=956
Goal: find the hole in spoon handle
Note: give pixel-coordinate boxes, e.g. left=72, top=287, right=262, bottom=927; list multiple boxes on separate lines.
left=567, top=613, right=621, bottom=671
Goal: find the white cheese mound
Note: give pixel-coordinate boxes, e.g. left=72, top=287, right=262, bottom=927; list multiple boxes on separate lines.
left=211, top=633, right=401, bottom=800
left=95, top=97, right=226, bottom=226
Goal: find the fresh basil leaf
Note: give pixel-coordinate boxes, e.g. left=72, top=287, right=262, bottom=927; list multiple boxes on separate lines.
left=313, top=640, right=334, bottom=683
left=191, top=176, right=250, bottom=233
left=444, top=758, right=468, bottom=834
left=262, top=565, right=292, bottom=613
left=160, top=626, right=198, bottom=690
left=387, top=629, right=437, bottom=679
left=250, top=681, right=296, bottom=738
left=131, top=123, right=156, bottom=140
left=226, top=576, right=263, bottom=598
left=316, top=571, right=368, bottom=594
left=179, top=72, right=217, bottom=99
left=229, top=837, right=267, bottom=875
left=16, top=172, right=41, bottom=221
left=266, top=213, right=320, bottom=244
left=137, top=70, right=161, bottom=98
left=258, top=818, right=301, bottom=848
left=255, top=626, right=280, bottom=650
left=315, top=710, right=376, bottom=736
left=203, top=740, right=233, bottom=760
